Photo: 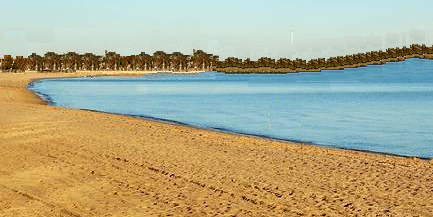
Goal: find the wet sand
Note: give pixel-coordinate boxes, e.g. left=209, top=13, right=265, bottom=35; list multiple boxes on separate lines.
left=0, top=72, right=432, bottom=216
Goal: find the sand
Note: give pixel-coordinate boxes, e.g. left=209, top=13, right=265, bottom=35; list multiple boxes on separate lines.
left=0, top=72, right=432, bottom=217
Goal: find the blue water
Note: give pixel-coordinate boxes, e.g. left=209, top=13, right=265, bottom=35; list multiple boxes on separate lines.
left=30, top=58, right=433, bottom=159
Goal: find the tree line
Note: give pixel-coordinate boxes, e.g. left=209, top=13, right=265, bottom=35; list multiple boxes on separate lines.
left=1, top=44, right=433, bottom=73
left=0, top=50, right=218, bottom=73
left=215, top=44, right=433, bottom=73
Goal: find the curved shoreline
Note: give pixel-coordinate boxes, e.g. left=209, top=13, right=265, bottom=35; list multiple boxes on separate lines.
left=67, top=108, right=433, bottom=161
left=28, top=75, right=432, bottom=160
left=1, top=72, right=433, bottom=216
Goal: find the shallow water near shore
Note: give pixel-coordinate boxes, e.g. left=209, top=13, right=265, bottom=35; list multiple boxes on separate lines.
left=30, top=58, right=433, bottom=158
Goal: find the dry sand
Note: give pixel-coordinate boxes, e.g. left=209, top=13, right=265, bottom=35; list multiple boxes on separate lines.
left=0, top=72, right=432, bottom=217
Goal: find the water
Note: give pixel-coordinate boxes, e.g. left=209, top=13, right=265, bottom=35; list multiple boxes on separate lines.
left=29, top=58, right=433, bottom=159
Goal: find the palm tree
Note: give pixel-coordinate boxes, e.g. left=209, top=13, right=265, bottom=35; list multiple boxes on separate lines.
left=180, top=54, right=190, bottom=71
left=203, top=54, right=214, bottom=71
left=135, top=52, right=151, bottom=71
left=13, top=56, right=27, bottom=72
left=128, top=55, right=136, bottom=71
left=104, top=52, right=120, bottom=70
left=62, top=52, right=79, bottom=71
left=152, top=51, right=168, bottom=71
left=54, top=53, right=61, bottom=71
left=95, top=55, right=103, bottom=70
left=119, top=56, right=128, bottom=71
left=27, top=53, right=42, bottom=71
left=43, top=52, right=59, bottom=71
left=122, top=55, right=136, bottom=71
left=82, top=53, right=96, bottom=70
left=76, top=54, right=84, bottom=70
left=1, top=55, right=13, bottom=72
left=170, top=52, right=184, bottom=71
left=191, top=50, right=208, bottom=70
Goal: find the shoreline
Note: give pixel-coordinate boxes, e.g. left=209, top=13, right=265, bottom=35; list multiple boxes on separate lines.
left=73, top=108, right=433, bottom=161
left=1, top=72, right=432, bottom=216
left=27, top=72, right=432, bottom=160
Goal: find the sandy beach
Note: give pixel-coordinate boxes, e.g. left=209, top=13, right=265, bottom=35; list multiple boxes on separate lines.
left=0, top=72, right=432, bottom=217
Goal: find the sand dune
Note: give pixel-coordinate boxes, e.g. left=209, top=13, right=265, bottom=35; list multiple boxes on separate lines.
left=0, top=72, right=432, bottom=216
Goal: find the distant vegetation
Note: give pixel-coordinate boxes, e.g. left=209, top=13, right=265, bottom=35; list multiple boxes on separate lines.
left=215, top=44, right=433, bottom=73
left=1, top=44, right=433, bottom=73
left=0, top=50, right=217, bottom=73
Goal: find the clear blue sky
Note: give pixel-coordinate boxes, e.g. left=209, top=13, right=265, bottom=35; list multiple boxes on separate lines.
left=1, top=0, right=432, bottom=60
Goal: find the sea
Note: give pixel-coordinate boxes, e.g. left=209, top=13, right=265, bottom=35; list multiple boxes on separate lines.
left=29, top=58, right=433, bottom=159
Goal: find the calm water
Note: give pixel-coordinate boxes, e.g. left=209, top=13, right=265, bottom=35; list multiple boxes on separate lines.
left=30, top=58, right=433, bottom=158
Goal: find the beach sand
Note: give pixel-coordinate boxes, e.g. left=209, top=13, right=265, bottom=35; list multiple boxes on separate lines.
left=0, top=72, right=432, bottom=216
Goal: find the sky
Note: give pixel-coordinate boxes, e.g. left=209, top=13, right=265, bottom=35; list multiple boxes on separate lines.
left=1, top=0, right=433, bottom=61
